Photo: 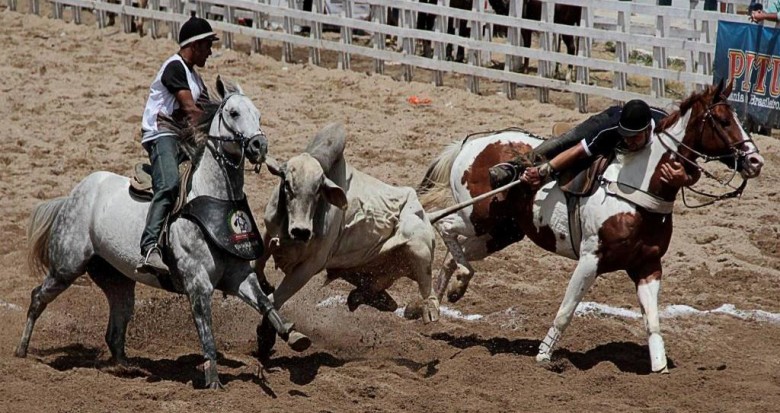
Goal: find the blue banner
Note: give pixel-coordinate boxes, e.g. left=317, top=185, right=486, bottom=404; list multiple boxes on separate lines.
left=713, top=21, right=780, bottom=129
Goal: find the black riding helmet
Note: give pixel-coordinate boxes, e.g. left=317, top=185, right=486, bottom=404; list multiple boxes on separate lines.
left=179, top=14, right=219, bottom=47
left=618, top=99, right=652, bottom=137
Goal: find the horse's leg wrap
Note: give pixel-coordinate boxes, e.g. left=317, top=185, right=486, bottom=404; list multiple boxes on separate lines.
left=536, top=326, right=562, bottom=363
left=648, top=333, right=668, bottom=373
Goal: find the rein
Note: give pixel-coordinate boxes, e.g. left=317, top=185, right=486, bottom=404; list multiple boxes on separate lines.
left=657, top=101, right=753, bottom=208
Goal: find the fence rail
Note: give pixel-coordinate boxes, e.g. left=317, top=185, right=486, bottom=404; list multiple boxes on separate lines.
left=11, top=0, right=760, bottom=111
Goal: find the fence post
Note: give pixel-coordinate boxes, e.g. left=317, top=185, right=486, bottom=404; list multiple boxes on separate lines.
left=29, top=0, right=40, bottom=15
left=537, top=0, right=552, bottom=104
left=503, top=0, right=520, bottom=99
left=310, top=0, right=323, bottom=66
left=122, top=0, right=133, bottom=34
left=8, top=0, right=17, bottom=12
left=339, top=0, right=353, bottom=70
left=74, top=4, right=82, bottom=24
left=466, top=0, right=481, bottom=94
left=170, top=0, right=184, bottom=42
left=283, top=0, right=296, bottom=63
left=224, top=5, right=234, bottom=49
left=612, top=6, right=628, bottom=104
left=652, top=12, right=668, bottom=99
left=371, top=4, right=386, bottom=75
left=252, top=0, right=267, bottom=54
left=432, top=0, right=448, bottom=86
left=575, top=4, right=591, bottom=113
left=52, top=0, right=62, bottom=19
left=148, top=0, right=159, bottom=39
left=402, top=3, right=415, bottom=81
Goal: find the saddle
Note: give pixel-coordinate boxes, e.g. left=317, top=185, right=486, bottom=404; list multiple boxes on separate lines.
left=556, top=154, right=614, bottom=197
left=129, top=160, right=194, bottom=216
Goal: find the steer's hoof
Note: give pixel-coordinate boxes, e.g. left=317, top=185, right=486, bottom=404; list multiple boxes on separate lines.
left=403, top=301, right=423, bottom=320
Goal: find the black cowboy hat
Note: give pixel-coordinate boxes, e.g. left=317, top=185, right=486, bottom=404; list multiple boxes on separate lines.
left=618, top=99, right=652, bottom=137
left=179, top=15, right=219, bottom=47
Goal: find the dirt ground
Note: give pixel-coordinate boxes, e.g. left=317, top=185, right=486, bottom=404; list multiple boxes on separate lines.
left=2, top=9, right=780, bottom=413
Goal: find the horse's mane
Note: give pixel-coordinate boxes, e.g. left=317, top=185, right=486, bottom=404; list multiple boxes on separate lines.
left=655, top=88, right=708, bottom=133
left=157, top=101, right=220, bottom=163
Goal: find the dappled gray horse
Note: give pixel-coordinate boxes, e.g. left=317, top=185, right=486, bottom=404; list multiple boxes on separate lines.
left=16, top=77, right=309, bottom=389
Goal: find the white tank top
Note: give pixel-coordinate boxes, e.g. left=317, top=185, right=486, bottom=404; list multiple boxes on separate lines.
left=140, top=54, right=206, bottom=143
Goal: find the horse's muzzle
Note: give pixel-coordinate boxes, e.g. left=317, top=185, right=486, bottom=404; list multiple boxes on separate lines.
left=741, top=152, right=764, bottom=179
left=245, top=132, right=268, bottom=165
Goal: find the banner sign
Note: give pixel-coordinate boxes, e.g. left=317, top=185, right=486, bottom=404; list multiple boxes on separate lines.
left=713, top=21, right=780, bottom=129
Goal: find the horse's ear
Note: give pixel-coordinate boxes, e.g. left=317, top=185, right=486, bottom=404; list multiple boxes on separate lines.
left=216, top=75, right=226, bottom=99
left=722, top=79, right=734, bottom=99
left=713, top=78, right=725, bottom=103
left=216, top=76, right=243, bottom=98
left=266, top=156, right=285, bottom=177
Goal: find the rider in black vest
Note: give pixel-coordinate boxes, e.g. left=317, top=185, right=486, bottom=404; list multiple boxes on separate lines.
left=489, top=99, right=699, bottom=190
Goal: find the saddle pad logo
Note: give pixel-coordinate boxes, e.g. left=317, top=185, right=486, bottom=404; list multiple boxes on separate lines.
left=229, top=210, right=257, bottom=242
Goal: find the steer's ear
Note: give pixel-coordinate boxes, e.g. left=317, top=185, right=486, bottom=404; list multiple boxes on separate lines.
left=321, top=177, right=348, bottom=210
left=266, top=156, right=284, bottom=177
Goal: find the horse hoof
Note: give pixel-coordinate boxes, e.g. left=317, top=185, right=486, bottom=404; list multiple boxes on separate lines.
left=535, top=353, right=551, bottom=364
left=287, top=331, right=311, bottom=353
left=653, top=365, right=670, bottom=374
left=422, top=297, right=440, bottom=323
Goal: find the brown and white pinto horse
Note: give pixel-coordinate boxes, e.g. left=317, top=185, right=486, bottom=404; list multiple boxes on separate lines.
left=419, top=82, right=764, bottom=373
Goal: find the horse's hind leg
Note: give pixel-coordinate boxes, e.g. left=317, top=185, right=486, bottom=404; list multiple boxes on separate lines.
left=87, top=257, right=136, bottom=365
left=16, top=272, right=79, bottom=358
left=536, top=252, right=598, bottom=365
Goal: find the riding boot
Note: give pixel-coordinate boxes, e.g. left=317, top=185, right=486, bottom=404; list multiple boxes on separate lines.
left=136, top=244, right=170, bottom=275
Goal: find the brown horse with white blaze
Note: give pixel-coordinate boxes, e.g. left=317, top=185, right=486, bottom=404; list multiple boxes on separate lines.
left=419, top=81, right=763, bottom=372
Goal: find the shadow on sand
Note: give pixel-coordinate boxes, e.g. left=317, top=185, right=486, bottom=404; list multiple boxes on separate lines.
left=429, top=332, right=675, bottom=374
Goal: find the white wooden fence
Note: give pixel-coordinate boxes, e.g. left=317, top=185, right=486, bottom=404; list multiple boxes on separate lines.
left=7, top=0, right=760, bottom=111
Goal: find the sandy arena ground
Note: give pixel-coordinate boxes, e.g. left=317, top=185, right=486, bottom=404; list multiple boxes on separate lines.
left=1, top=9, right=780, bottom=413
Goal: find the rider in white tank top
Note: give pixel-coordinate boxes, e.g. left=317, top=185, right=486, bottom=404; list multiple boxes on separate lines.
left=141, top=53, right=207, bottom=143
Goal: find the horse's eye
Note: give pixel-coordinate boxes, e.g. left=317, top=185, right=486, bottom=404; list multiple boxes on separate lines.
left=230, top=110, right=239, bottom=118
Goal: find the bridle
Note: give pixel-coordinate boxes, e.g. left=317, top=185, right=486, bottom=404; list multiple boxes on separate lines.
left=207, top=93, right=267, bottom=171
left=658, top=100, right=757, bottom=208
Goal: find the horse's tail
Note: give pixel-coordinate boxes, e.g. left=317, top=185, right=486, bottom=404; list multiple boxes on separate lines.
left=27, top=197, right=68, bottom=277
left=418, top=139, right=464, bottom=211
